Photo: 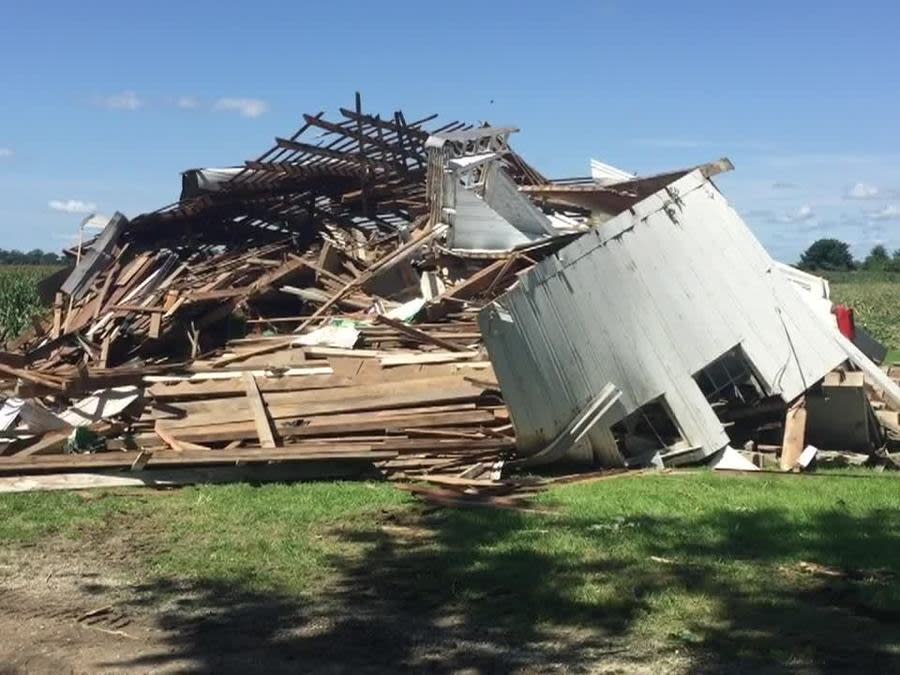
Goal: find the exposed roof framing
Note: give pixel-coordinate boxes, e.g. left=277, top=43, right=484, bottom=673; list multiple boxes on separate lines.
left=520, top=159, right=734, bottom=215
left=128, top=94, right=545, bottom=248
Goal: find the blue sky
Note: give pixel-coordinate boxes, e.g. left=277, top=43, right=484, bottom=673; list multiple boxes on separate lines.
left=1, top=1, right=898, bottom=262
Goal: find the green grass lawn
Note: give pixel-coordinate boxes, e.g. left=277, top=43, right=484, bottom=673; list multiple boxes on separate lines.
left=2, top=472, right=899, bottom=670
left=0, top=264, right=896, bottom=668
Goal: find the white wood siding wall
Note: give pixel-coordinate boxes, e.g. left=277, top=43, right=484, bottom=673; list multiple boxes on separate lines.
left=479, top=170, right=847, bottom=460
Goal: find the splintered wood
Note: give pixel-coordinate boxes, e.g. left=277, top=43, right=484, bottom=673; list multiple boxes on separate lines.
left=0, top=358, right=513, bottom=481
left=0, top=97, right=568, bottom=486
left=780, top=399, right=808, bottom=471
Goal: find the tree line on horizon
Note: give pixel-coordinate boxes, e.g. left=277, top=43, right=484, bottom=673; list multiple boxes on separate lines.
left=798, top=239, right=900, bottom=273
left=0, top=249, right=66, bottom=266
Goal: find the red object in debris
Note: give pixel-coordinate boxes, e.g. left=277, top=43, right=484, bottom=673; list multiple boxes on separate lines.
left=834, top=304, right=856, bottom=340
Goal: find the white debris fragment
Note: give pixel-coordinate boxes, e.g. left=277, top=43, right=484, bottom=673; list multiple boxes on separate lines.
left=711, top=446, right=760, bottom=472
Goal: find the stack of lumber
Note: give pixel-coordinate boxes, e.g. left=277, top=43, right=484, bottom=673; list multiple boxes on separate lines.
left=0, top=366, right=512, bottom=480
left=0, top=311, right=517, bottom=480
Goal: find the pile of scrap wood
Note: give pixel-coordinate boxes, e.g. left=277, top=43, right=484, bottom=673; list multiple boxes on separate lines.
left=0, top=96, right=583, bottom=488
left=1, top=94, right=898, bottom=495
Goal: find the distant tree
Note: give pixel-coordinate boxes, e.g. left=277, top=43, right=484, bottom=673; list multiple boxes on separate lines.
left=863, top=244, right=890, bottom=270
left=890, top=249, right=900, bottom=273
left=0, top=248, right=64, bottom=266
left=798, top=238, right=856, bottom=271
left=40, top=251, right=63, bottom=266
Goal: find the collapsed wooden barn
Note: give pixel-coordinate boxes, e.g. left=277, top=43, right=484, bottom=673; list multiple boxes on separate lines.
left=0, top=95, right=897, bottom=496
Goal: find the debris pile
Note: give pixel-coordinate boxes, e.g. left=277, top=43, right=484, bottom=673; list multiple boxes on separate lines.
left=1, top=94, right=898, bottom=492
left=0, top=99, right=577, bottom=487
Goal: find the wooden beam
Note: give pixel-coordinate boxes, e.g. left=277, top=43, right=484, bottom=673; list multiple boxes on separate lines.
left=154, top=422, right=211, bottom=452
left=302, top=113, right=424, bottom=164
left=212, top=339, right=298, bottom=368
left=51, top=293, right=63, bottom=339
left=98, top=335, right=111, bottom=369
left=373, top=314, right=469, bottom=352
left=0, top=363, right=66, bottom=391
left=110, top=304, right=167, bottom=313
left=149, top=312, right=162, bottom=339
left=15, top=428, right=72, bottom=457
left=0, top=447, right=399, bottom=473
left=780, top=399, right=807, bottom=470
left=338, top=108, right=433, bottom=140
left=273, top=137, right=399, bottom=174
left=140, top=408, right=494, bottom=445
left=243, top=372, right=277, bottom=448
left=130, top=450, right=152, bottom=471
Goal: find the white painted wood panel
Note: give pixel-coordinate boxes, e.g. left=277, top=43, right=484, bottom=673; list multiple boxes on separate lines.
left=480, top=170, right=847, bottom=463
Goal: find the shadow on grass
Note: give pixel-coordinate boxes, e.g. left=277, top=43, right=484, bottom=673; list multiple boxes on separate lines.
left=111, top=503, right=900, bottom=673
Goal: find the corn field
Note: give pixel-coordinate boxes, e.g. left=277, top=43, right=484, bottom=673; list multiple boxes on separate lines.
left=830, top=276, right=900, bottom=355
left=0, top=266, right=54, bottom=342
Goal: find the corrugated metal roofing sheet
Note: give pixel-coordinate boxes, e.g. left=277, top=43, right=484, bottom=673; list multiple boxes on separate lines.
left=479, top=170, right=848, bottom=463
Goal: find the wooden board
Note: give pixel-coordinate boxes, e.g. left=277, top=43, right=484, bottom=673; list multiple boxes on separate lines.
left=138, top=408, right=494, bottom=444
left=780, top=401, right=807, bottom=470
left=148, top=374, right=352, bottom=400
left=158, top=376, right=484, bottom=428
left=243, top=372, right=277, bottom=448
left=0, top=446, right=399, bottom=473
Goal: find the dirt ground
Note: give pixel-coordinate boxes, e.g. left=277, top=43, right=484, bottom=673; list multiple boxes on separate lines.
left=0, top=517, right=682, bottom=675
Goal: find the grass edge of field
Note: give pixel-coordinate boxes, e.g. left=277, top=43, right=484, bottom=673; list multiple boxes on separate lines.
left=1, top=471, right=899, bottom=664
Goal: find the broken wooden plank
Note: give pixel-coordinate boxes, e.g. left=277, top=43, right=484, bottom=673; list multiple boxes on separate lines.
left=14, top=428, right=72, bottom=457
left=242, top=372, right=277, bottom=448
left=154, top=422, right=211, bottom=452
left=780, top=399, right=808, bottom=470
left=148, top=312, right=162, bottom=339
left=160, top=376, right=485, bottom=429
left=373, top=314, right=470, bottom=352
left=51, top=293, right=63, bottom=339
left=380, top=352, right=480, bottom=367
left=0, top=447, right=399, bottom=473
left=130, top=450, right=152, bottom=471
left=212, top=339, right=298, bottom=368
left=0, top=363, right=67, bottom=391
left=147, top=374, right=351, bottom=400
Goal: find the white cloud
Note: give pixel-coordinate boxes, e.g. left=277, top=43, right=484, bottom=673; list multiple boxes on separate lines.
left=93, top=90, right=143, bottom=111
left=0, top=147, right=13, bottom=158
left=212, top=97, right=269, bottom=118
left=846, top=182, right=879, bottom=199
left=869, top=204, right=900, bottom=221
left=780, top=204, right=815, bottom=223
left=176, top=96, right=200, bottom=110
left=48, top=199, right=97, bottom=214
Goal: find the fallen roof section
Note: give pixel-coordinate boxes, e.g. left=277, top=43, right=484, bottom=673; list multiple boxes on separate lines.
left=480, top=168, right=849, bottom=467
